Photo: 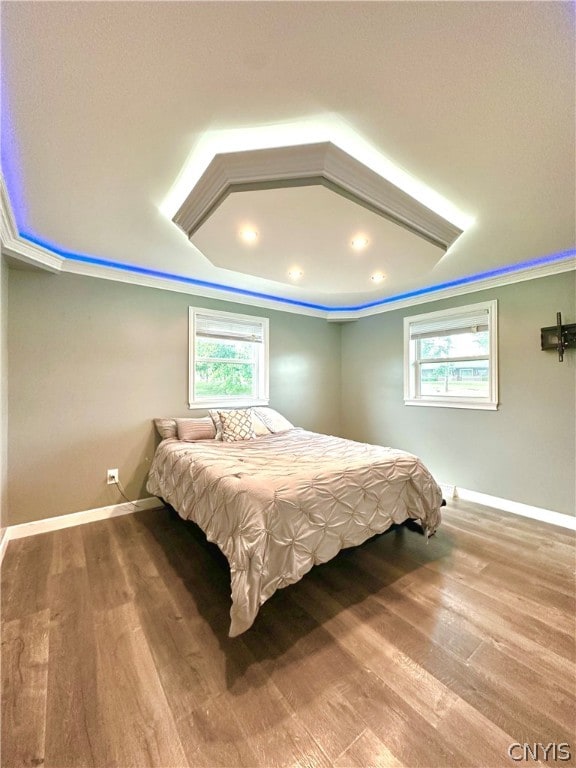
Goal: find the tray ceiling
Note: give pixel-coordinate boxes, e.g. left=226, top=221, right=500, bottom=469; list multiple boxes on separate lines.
left=1, top=1, right=574, bottom=317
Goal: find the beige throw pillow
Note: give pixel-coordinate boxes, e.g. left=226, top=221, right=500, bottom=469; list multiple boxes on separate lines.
left=153, top=418, right=178, bottom=440
left=175, top=417, right=216, bottom=441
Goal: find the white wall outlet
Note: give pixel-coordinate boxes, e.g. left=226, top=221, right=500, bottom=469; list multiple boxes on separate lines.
left=107, top=468, right=119, bottom=485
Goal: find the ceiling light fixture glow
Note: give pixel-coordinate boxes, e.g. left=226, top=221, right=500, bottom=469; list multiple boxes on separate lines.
left=288, top=268, right=304, bottom=280
left=240, top=227, right=258, bottom=243
left=351, top=235, right=369, bottom=251
left=370, top=271, right=386, bottom=283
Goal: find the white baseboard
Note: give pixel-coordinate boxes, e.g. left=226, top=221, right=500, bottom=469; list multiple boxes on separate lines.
left=2, top=486, right=573, bottom=568
left=0, top=497, right=164, bottom=562
left=439, top=483, right=456, bottom=500
left=443, top=485, right=576, bottom=531
left=0, top=527, right=9, bottom=563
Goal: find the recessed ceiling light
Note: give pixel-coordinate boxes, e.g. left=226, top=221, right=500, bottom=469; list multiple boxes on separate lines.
left=351, top=235, right=369, bottom=251
left=288, top=268, right=303, bottom=280
left=370, top=271, right=386, bottom=283
left=240, top=227, right=258, bottom=243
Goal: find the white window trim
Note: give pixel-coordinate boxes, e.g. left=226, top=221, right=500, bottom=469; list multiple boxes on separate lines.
left=188, top=307, right=270, bottom=410
left=403, top=299, right=498, bottom=411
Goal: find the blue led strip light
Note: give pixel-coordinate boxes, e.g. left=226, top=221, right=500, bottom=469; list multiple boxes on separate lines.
left=1, top=92, right=28, bottom=226
left=333, top=248, right=576, bottom=312
left=19, top=231, right=576, bottom=314
left=19, top=232, right=331, bottom=312
left=3, top=83, right=573, bottom=314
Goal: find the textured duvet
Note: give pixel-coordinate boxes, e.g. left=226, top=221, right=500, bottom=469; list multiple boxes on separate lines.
left=146, top=428, right=442, bottom=636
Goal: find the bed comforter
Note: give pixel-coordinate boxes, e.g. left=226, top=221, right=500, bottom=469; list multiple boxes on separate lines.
left=146, top=428, right=442, bottom=636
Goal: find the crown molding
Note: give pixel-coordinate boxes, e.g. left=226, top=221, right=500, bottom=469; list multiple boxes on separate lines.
left=61, top=258, right=328, bottom=318
left=6, top=231, right=576, bottom=322
left=173, top=142, right=463, bottom=251
left=0, top=176, right=64, bottom=273
left=2, top=171, right=574, bottom=320
left=326, top=254, right=576, bottom=321
left=62, top=250, right=576, bottom=321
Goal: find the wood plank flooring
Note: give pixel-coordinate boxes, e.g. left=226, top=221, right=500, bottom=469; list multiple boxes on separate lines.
left=2, top=500, right=575, bottom=768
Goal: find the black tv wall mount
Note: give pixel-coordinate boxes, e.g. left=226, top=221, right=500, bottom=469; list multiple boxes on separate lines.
left=540, top=312, right=576, bottom=362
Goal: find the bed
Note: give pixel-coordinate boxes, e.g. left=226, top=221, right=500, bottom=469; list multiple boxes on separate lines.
left=146, top=409, right=443, bottom=637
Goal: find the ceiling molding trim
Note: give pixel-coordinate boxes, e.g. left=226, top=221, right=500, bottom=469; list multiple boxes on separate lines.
left=2, top=164, right=573, bottom=320
left=321, top=144, right=462, bottom=249
left=61, top=257, right=329, bottom=318
left=326, top=251, right=576, bottom=321
left=60, top=247, right=575, bottom=322
left=173, top=143, right=464, bottom=250
left=4, top=223, right=574, bottom=321
left=0, top=176, right=63, bottom=273
left=160, top=116, right=473, bottom=230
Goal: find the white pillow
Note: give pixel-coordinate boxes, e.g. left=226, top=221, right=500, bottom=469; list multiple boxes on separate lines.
left=252, top=410, right=271, bottom=436
left=208, top=409, right=223, bottom=440
left=252, top=407, right=294, bottom=433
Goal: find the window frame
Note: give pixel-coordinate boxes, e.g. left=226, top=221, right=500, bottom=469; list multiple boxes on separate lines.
left=188, top=307, right=270, bottom=409
left=403, top=299, right=498, bottom=410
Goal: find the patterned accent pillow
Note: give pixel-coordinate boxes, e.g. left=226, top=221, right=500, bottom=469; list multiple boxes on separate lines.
left=176, top=417, right=216, bottom=441
left=218, top=409, right=256, bottom=442
left=252, top=407, right=294, bottom=433
left=153, top=418, right=178, bottom=440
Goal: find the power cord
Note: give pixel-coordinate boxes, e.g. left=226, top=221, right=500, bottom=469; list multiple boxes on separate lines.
left=111, top=478, right=150, bottom=511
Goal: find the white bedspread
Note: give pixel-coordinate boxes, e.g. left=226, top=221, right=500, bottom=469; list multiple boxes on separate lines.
left=146, top=429, right=442, bottom=636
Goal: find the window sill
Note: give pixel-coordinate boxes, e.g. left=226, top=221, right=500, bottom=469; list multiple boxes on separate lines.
left=404, top=398, right=498, bottom=411
left=188, top=398, right=270, bottom=411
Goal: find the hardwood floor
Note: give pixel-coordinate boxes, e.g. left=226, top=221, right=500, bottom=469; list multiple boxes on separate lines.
left=2, top=500, right=575, bottom=768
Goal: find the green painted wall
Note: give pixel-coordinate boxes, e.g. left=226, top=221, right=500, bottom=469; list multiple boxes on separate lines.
left=340, top=272, right=576, bottom=516
left=0, top=256, right=8, bottom=527
left=7, top=271, right=341, bottom=524
left=6, top=268, right=575, bottom=524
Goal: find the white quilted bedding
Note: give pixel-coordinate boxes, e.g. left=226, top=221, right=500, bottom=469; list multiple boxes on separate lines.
left=146, top=428, right=442, bottom=636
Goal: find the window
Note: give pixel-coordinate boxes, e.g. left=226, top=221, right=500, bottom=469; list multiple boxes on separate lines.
left=404, top=300, right=498, bottom=410
left=189, top=307, right=269, bottom=408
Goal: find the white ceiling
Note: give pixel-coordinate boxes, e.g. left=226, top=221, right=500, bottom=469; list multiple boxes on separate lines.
left=191, top=185, right=445, bottom=296
left=1, top=1, right=574, bottom=316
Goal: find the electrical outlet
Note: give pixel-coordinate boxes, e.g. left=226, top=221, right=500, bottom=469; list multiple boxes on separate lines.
left=107, top=468, right=119, bottom=485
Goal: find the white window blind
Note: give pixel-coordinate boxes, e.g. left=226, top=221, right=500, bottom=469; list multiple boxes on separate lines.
left=189, top=307, right=269, bottom=409
left=195, top=314, right=265, bottom=343
left=403, top=300, right=498, bottom=411
left=408, top=308, right=490, bottom=340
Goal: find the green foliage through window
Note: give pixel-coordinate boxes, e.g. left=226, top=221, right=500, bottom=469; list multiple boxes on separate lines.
left=195, top=341, right=256, bottom=398
left=189, top=308, right=269, bottom=405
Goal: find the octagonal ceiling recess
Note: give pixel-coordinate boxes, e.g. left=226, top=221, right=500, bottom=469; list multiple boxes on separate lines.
left=172, top=142, right=464, bottom=293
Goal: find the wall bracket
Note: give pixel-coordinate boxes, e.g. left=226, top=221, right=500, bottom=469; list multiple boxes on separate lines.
left=540, top=312, right=576, bottom=362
